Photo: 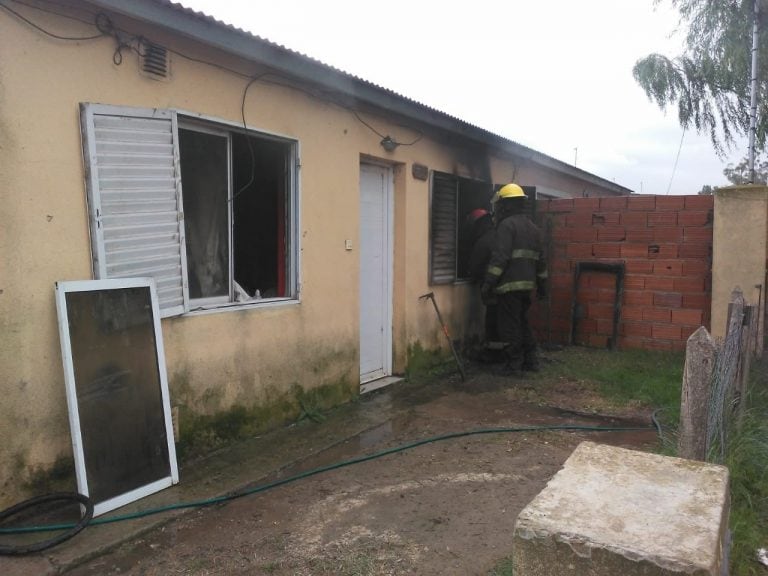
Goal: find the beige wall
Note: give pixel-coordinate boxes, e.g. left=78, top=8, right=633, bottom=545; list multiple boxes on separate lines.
left=711, top=186, right=768, bottom=339
left=0, top=1, right=625, bottom=505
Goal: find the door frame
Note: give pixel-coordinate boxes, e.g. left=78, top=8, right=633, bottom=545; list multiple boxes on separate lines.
left=359, top=161, right=394, bottom=385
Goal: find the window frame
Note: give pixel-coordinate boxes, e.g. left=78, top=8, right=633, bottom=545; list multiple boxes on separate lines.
left=429, top=171, right=494, bottom=285
left=80, top=103, right=301, bottom=317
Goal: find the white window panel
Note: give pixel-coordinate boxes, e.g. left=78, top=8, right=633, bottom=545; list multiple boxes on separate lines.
left=80, top=104, right=188, bottom=317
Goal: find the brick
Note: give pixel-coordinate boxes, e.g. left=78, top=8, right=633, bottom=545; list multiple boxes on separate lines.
left=619, top=335, right=651, bottom=349
left=648, top=212, right=678, bottom=227
left=592, top=243, right=622, bottom=258
left=600, top=196, right=629, bottom=211
left=551, top=274, right=572, bottom=290
left=624, top=276, right=645, bottom=290
left=650, top=244, right=679, bottom=258
left=589, top=303, right=617, bottom=319
left=597, top=319, right=616, bottom=335
left=673, top=277, right=706, bottom=292
left=656, top=196, right=686, bottom=211
left=643, top=308, right=672, bottom=322
left=570, top=228, right=599, bottom=242
left=654, top=292, right=683, bottom=308
left=572, top=197, right=601, bottom=212
left=684, top=195, right=714, bottom=210
left=576, top=318, right=598, bottom=333
left=621, top=321, right=653, bottom=337
left=566, top=213, right=594, bottom=227
left=549, top=198, right=574, bottom=211
left=625, top=261, right=653, bottom=274
left=680, top=325, right=701, bottom=341
left=624, top=290, right=653, bottom=306
left=597, top=226, right=627, bottom=241
left=621, top=305, right=644, bottom=321
left=645, top=339, right=677, bottom=351
left=653, top=260, right=684, bottom=276
left=592, top=212, right=621, bottom=225
left=536, top=199, right=552, bottom=213
left=652, top=323, right=682, bottom=340
left=653, top=227, right=684, bottom=242
left=678, top=210, right=713, bottom=226
left=683, top=293, right=710, bottom=310
left=679, top=243, right=711, bottom=258
left=588, top=334, right=610, bottom=348
left=621, top=244, right=650, bottom=258
left=625, top=228, right=655, bottom=243
left=588, top=273, right=619, bottom=289
left=645, top=276, right=675, bottom=291
left=551, top=259, right=573, bottom=274
left=682, top=259, right=710, bottom=275
left=672, top=308, right=704, bottom=326
left=627, top=195, right=656, bottom=211
left=620, top=212, right=648, bottom=227
left=567, top=243, right=594, bottom=258
left=684, top=227, right=713, bottom=242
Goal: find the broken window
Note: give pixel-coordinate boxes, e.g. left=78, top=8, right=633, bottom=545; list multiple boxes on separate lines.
left=80, top=103, right=297, bottom=316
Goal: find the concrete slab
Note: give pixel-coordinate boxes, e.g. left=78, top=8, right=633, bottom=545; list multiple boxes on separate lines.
left=513, top=441, right=729, bottom=575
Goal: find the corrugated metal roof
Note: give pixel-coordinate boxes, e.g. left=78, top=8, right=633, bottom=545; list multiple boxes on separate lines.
left=86, top=0, right=634, bottom=195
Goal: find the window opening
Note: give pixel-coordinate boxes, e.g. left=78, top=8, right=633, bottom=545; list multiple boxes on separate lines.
left=178, top=124, right=292, bottom=306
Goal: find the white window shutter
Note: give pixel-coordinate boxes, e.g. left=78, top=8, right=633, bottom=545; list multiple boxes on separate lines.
left=80, top=104, right=188, bottom=317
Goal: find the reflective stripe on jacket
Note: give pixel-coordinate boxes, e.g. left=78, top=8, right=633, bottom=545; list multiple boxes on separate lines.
left=484, top=213, right=547, bottom=293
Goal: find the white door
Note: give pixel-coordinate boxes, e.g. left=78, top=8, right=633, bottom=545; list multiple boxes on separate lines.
left=359, top=163, right=393, bottom=384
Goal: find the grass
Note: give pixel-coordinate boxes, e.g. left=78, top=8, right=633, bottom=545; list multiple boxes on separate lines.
left=491, top=345, right=767, bottom=576
left=725, top=357, right=768, bottom=576
left=542, top=346, right=684, bottom=427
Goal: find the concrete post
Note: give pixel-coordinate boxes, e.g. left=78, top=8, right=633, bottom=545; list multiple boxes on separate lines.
left=678, top=326, right=716, bottom=461
left=711, top=186, right=768, bottom=352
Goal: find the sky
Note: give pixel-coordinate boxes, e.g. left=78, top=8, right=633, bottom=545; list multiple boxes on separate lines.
left=177, top=0, right=747, bottom=195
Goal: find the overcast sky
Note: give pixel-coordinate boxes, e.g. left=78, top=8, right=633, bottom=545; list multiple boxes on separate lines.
left=177, top=0, right=746, bottom=195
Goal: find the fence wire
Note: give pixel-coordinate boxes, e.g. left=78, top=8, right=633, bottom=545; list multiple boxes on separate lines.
left=705, top=295, right=754, bottom=464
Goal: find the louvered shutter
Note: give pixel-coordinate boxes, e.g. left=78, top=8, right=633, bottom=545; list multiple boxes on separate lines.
left=429, top=172, right=458, bottom=284
left=80, top=104, right=188, bottom=317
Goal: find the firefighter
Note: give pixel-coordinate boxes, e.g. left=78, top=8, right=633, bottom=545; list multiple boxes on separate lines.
left=481, top=183, right=547, bottom=374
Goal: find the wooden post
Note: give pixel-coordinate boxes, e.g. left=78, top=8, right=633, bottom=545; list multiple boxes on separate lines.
left=737, top=305, right=756, bottom=429
left=678, top=326, right=716, bottom=461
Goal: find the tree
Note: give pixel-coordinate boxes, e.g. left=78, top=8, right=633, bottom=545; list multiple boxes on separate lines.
left=633, top=1, right=768, bottom=155
left=723, top=155, right=768, bottom=183
left=698, top=184, right=715, bottom=195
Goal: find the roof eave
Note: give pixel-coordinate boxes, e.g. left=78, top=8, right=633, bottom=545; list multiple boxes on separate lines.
left=86, top=0, right=634, bottom=195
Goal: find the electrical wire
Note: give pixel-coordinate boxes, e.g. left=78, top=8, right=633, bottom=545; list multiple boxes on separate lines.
left=665, top=128, right=686, bottom=195
left=0, top=0, right=103, bottom=40
left=0, top=420, right=659, bottom=549
left=353, top=111, right=423, bottom=146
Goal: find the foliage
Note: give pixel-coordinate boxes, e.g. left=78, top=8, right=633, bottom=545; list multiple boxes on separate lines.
left=698, top=184, right=716, bottom=195
left=723, top=154, right=768, bottom=183
left=633, top=0, right=767, bottom=155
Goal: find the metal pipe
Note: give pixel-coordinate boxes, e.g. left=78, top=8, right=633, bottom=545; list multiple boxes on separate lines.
left=749, top=0, right=760, bottom=183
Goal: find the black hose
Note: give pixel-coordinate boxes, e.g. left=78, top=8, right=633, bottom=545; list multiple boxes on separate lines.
left=0, top=492, right=93, bottom=556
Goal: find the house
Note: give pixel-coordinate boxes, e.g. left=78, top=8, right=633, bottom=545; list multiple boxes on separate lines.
left=0, top=0, right=632, bottom=506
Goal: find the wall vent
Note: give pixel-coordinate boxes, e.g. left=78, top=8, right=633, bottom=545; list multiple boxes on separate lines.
left=140, top=43, right=170, bottom=80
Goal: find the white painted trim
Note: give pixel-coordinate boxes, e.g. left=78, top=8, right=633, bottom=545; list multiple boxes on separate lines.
left=55, top=278, right=178, bottom=517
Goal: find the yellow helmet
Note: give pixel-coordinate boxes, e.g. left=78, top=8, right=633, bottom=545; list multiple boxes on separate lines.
left=494, top=183, right=526, bottom=203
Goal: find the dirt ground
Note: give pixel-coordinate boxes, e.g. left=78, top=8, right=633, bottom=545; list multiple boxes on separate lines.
left=65, top=360, right=660, bottom=576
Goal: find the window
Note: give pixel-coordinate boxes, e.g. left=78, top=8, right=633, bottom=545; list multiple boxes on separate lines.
left=429, top=171, right=494, bottom=284
left=429, top=172, right=538, bottom=284
left=80, top=104, right=298, bottom=317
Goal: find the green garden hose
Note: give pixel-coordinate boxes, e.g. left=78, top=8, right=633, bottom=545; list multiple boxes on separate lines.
left=0, top=419, right=661, bottom=555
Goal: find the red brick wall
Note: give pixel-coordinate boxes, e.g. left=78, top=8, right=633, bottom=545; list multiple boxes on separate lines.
left=533, top=195, right=713, bottom=351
